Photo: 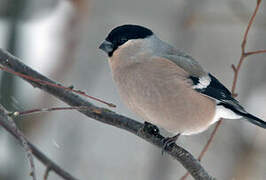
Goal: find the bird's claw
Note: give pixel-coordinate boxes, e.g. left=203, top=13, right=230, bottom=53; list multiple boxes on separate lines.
left=161, top=133, right=180, bottom=155
left=143, top=121, right=160, bottom=136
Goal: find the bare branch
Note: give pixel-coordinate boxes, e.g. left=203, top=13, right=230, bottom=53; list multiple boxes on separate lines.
left=241, top=0, right=262, bottom=56
left=232, top=0, right=262, bottom=95
left=0, top=104, right=78, bottom=180
left=0, top=65, right=115, bottom=108
left=10, top=106, right=89, bottom=116
left=0, top=48, right=214, bottom=179
left=231, top=64, right=237, bottom=73
left=245, top=49, right=266, bottom=56
left=3, top=108, right=37, bottom=180
left=44, top=167, right=51, bottom=180
left=181, top=0, right=266, bottom=179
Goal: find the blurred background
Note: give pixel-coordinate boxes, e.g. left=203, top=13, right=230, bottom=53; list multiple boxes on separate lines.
left=0, top=0, right=265, bottom=179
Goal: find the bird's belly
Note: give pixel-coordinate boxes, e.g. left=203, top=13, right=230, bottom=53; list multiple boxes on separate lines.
left=114, top=69, right=216, bottom=135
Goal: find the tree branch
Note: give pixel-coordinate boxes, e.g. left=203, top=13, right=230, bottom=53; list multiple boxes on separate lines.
left=0, top=104, right=79, bottom=180
left=181, top=1, right=266, bottom=179
left=0, top=49, right=214, bottom=179
left=1, top=106, right=37, bottom=180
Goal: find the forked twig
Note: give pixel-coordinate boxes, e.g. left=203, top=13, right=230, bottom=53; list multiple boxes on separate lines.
left=7, top=114, right=37, bottom=180
left=0, top=105, right=78, bottom=180
left=181, top=0, right=266, bottom=179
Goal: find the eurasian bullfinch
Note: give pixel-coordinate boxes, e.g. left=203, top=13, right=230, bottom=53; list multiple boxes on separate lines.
left=99, top=24, right=266, bottom=140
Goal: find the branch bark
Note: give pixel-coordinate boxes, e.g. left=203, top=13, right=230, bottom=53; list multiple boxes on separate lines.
left=0, top=49, right=214, bottom=180
left=4, top=109, right=37, bottom=180
left=181, top=1, right=266, bottom=179
left=0, top=104, right=78, bottom=180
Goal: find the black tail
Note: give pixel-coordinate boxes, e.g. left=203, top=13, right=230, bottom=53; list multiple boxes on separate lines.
left=218, top=102, right=266, bottom=128
left=242, top=113, right=266, bottom=129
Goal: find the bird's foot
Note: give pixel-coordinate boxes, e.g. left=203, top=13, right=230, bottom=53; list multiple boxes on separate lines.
left=143, top=121, right=160, bottom=136
left=161, top=133, right=180, bottom=155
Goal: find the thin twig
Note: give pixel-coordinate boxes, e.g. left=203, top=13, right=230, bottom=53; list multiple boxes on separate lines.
left=0, top=65, right=115, bottom=108
left=181, top=0, right=265, bottom=179
left=4, top=109, right=37, bottom=180
left=245, top=49, right=266, bottom=56
left=44, top=167, right=51, bottom=180
left=9, top=106, right=89, bottom=117
left=0, top=49, right=214, bottom=179
left=0, top=104, right=78, bottom=180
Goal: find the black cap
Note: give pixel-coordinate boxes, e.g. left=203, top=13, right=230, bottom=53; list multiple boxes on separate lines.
left=99, top=24, right=153, bottom=57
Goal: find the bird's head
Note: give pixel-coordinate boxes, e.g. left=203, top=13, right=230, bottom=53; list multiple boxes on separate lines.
left=99, top=24, right=154, bottom=57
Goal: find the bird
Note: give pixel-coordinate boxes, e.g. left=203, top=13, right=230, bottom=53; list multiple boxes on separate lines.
left=99, top=24, right=266, bottom=143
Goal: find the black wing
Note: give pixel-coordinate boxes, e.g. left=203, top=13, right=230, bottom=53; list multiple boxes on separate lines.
left=190, top=73, right=232, bottom=101
left=190, top=73, right=266, bottom=128
left=189, top=73, right=246, bottom=113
